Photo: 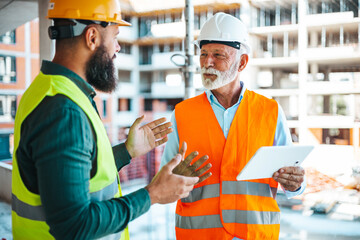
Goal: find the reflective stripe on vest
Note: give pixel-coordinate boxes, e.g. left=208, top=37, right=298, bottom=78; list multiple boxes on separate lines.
left=175, top=91, right=280, bottom=239
left=176, top=210, right=280, bottom=229
left=12, top=178, right=118, bottom=221
left=181, top=182, right=278, bottom=203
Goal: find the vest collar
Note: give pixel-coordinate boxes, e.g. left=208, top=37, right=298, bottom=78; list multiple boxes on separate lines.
left=40, top=60, right=96, bottom=99
left=205, top=81, right=246, bottom=109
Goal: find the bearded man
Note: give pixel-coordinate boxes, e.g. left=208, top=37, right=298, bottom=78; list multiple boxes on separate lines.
left=11, top=1, right=210, bottom=239
left=161, top=12, right=306, bottom=240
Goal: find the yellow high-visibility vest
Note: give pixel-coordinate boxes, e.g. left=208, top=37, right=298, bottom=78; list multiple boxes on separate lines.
left=12, top=72, right=129, bottom=240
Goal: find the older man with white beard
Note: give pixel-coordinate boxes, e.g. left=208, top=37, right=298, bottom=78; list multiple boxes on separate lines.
left=160, top=12, right=306, bottom=240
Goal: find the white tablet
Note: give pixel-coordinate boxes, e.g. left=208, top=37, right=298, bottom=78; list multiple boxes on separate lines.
left=236, top=145, right=314, bottom=181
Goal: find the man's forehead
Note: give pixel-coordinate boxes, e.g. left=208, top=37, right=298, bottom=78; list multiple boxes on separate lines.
left=201, top=43, right=235, bottom=54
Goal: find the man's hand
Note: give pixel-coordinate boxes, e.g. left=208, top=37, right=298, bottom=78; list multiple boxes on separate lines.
left=125, top=116, right=172, bottom=158
left=272, top=166, right=305, bottom=192
left=172, top=142, right=212, bottom=183
left=145, top=154, right=199, bottom=204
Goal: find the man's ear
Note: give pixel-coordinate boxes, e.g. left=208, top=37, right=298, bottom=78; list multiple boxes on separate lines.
left=84, top=26, right=101, bottom=51
left=238, top=54, right=249, bottom=72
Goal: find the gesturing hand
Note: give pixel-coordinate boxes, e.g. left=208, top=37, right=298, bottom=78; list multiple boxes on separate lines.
left=172, top=142, right=212, bottom=183
left=272, top=166, right=305, bottom=192
left=145, top=154, right=200, bottom=205
left=125, top=116, right=172, bottom=158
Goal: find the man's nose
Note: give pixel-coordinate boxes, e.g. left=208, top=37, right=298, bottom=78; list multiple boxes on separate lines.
left=203, top=55, right=215, bottom=68
left=115, top=41, right=121, bottom=53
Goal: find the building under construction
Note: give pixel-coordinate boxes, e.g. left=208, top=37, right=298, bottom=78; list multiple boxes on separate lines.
left=0, top=0, right=360, bottom=238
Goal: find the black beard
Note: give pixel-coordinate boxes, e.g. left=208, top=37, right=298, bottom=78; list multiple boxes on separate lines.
left=85, top=44, right=117, bottom=93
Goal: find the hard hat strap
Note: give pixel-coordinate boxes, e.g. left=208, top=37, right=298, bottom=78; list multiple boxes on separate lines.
left=48, top=19, right=117, bottom=40
left=200, top=40, right=241, bottom=50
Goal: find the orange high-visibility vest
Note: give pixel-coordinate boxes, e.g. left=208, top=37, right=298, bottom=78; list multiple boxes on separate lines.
left=175, top=90, right=280, bottom=240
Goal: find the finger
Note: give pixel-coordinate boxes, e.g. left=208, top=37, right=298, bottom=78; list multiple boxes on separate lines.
left=152, top=122, right=172, bottom=135
left=179, top=141, right=187, bottom=160
left=279, top=166, right=305, bottom=175
left=178, top=184, right=196, bottom=198
left=145, top=117, right=167, bottom=129
left=275, top=177, right=300, bottom=190
left=154, top=127, right=173, bottom=139
left=182, top=176, right=199, bottom=186
left=190, top=155, right=209, bottom=170
left=278, top=173, right=303, bottom=181
left=198, top=172, right=212, bottom=183
left=278, top=173, right=304, bottom=182
left=183, top=151, right=199, bottom=167
left=155, top=136, right=169, bottom=147
left=131, top=115, right=145, bottom=129
left=165, top=154, right=182, bottom=172
left=194, top=163, right=212, bottom=177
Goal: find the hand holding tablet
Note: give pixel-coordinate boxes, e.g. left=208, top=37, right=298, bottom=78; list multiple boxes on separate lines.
left=236, top=145, right=314, bottom=181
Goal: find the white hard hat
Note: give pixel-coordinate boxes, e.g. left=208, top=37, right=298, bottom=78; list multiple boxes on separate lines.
left=195, top=12, right=250, bottom=53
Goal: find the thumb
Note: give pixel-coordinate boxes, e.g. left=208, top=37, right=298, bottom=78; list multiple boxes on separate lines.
left=179, top=141, right=187, bottom=160
left=131, top=115, right=145, bottom=129
left=165, top=154, right=182, bottom=172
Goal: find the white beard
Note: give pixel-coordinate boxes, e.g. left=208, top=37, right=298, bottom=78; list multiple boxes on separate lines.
left=201, top=60, right=240, bottom=90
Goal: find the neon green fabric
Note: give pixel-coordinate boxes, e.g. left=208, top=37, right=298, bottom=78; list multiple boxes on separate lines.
left=12, top=72, right=129, bottom=240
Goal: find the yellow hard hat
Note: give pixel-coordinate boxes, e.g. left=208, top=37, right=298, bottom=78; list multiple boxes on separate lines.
left=47, top=0, right=131, bottom=26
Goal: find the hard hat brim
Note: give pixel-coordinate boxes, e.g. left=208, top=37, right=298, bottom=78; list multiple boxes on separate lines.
left=47, top=16, right=132, bottom=27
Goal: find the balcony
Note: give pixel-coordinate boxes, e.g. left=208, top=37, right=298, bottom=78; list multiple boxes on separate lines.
left=306, top=45, right=360, bottom=64
left=114, top=53, right=135, bottom=70
left=305, top=11, right=357, bottom=28
left=117, top=26, right=137, bottom=41
left=116, top=83, right=137, bottom=97
left=306, top=115, right=355, bottom=128
left=306, top=81, right=360, bottom=95
left=151, top=22, right=185, bottom=38
left=151, top=82, right=184, bottom=98
left=151, top=51, right=183, bottom=69
left=250, top=57, right=299, bottom=68
left=115, top=111, right=137, bottom=127
left=255, top=89, right=299, bottom=98
left=250, top=24, right=298, bottom=37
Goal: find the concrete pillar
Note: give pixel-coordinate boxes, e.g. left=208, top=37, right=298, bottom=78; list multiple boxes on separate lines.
left=310, top=31, right=318, bottom=48
left=24, top=22, right=32, bottom=88
left=310, top=63, right=318, bottom=81
left=0, top=163, right=12, bottom=203
left=340, top=25, right=344, bottom=46
left=284, top=31, right=289, bottom=57
left=260, top=7, right=265, bottom=27
left=298, top=0, right=308, bottom=144
left=267, top=34, right=273, bottom=56
left=291, top=3, right=297, bottom=24
left=321, top=26, right=326, bottom=47
left=239, top=0, right=251, bottom=27
left=354, top=123, right=360, bottom=163
left=38, top=0, right=54, bottom=62
left=323, top=68, right=330, bottom=114
left=131, top=18, right=140, bottom=117
left=358, top=23, right=360, bottom=47
left=275, top=5, right=280, bottom=26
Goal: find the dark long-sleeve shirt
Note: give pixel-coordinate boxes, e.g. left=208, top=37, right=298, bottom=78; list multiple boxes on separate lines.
left=16, top=60, right=151, bottom=239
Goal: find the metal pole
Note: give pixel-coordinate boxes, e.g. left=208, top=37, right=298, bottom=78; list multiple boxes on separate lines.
left=184, top=0, right=195, bottom=99
left=38, top=0, right=54, bottom=62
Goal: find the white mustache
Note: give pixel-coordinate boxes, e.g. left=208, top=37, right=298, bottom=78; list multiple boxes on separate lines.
left=201, top=67, right=221, bottom=76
